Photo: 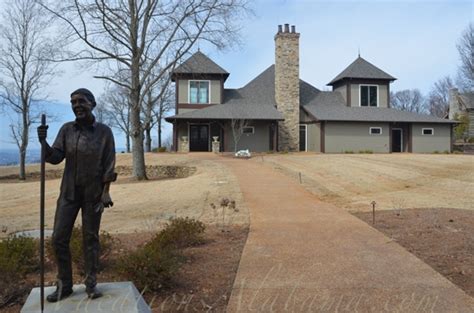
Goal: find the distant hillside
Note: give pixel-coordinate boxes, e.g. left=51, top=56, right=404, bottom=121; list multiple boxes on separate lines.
left=0, top=149, right=40, bottom=166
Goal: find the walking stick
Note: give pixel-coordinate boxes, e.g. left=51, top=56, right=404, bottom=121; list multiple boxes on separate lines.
left=40, top=114, right=46, bottom=312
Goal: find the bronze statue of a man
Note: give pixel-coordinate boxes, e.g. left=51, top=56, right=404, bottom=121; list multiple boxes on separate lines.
left=37, top=88, right=116, bottom=302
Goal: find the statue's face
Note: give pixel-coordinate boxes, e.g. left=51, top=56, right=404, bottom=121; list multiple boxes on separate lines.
left=71, top=93, right=94, bottom=121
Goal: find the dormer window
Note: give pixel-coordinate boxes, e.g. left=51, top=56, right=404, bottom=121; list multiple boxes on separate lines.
left=189, top=80, right=210, bottom=104
left=360, top=85, right=378, bottom=107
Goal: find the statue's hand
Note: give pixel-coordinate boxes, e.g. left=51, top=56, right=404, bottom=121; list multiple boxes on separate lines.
left=37, top=125, right=48, bottom=143
left=101, top=191, right=114, bottom=208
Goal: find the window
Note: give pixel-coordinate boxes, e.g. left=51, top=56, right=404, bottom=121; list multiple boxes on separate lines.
left=360, top=85, right=378, bottom=107
left=369, top=127, right=382, bottom=135
left=189, top=80, right=209, bottom=104
left=422, top=128, right=434, bottom=135
left=242, top=126, right=254, bottom=134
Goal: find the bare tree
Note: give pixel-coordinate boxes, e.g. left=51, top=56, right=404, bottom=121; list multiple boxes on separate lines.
left=428, top=76, right=455, bottom=118
left=141, top=67, right=175, bottom=152
left=0, top=0, right=59, bottom=180
left=230, top=119, right=248, bottom=152
left=42, top=0, right=250, bottom=180
left=456, top=23, right=474, bottom=92
left=98, top=85, right=132, bottom=152
left=154, top=92, right=174, bottom=149
left=390, top=89, right=427, bottom=114
left=142, top=89, right=158, bottom=152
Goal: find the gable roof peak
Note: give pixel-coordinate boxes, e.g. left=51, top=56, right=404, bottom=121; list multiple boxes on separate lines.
left=327, top=56, right=396, bottom=86
left=172, top=50, right=229, bottom=80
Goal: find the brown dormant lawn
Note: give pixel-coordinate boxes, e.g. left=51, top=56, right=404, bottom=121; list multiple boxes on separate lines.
left=0, top=153, right=248, bottom=238
left=263, top=153, right=474, bottom=212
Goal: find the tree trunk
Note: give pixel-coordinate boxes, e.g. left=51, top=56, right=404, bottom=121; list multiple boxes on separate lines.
left=19, top=107, right=29, bottom=180
left=145, top=126, right=152, bottom=152
left=126, top=135, right=131, bottom=153
left=158, top=114, right=162, bottom=147
left=19, top=146, right=26, bottom=180
left=130, top=90, right=147, bottom=179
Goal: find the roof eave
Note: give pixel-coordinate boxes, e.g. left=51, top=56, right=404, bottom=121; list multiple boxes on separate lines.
left=326, top=76, right=397, bottom=86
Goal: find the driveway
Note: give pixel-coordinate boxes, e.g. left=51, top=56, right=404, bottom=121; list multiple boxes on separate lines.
left=217, top=157, right=474, bottom=312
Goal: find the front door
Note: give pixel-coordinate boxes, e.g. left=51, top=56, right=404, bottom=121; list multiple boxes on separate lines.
left=392, top=128, right=403, bottom=152
left=189, top=125, right=209, bottom=151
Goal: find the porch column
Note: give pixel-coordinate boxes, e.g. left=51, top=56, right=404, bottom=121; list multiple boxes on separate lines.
left=173, top=121, right=178, bottom=152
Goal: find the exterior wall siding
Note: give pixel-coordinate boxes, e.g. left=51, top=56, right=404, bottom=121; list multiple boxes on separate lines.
left=307, top=123, right=321, bottom=152
left=210, top=80, right=221, bottom=104
left=177, top=79, right=221, bottom=104
left=225, top=121, right=271, bottom=152
left=350, top=83, right=388, bottom=108
left=178, top=80, right=187, bottom=103
left=411, top=123, right=452, bottom=153
left=324, top=122, right=390, bottom=153
left=334, top=85, right=347, bottom=104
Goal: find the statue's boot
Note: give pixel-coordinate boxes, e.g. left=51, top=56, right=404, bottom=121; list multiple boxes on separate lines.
left=46, top=286, right=73, bottom=302
left=86, top=286, right=103, bottom=299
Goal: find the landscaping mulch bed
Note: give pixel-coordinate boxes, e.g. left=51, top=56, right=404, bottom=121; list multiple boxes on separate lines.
left=0, top=225, right=248, bottom=313
left=353, top=208, right=474, bottom=297
left=0, top=165, right=196, bottom=184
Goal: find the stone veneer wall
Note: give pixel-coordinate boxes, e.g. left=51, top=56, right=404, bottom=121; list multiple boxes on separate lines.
left=275, top=24, right=300, bottom=151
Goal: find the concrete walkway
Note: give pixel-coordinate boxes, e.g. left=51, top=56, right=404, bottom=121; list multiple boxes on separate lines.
left=218, top=157, right=474, bottom=313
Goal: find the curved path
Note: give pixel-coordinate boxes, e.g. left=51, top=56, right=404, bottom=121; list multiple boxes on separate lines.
left=215, top=156, right=474, bottom=313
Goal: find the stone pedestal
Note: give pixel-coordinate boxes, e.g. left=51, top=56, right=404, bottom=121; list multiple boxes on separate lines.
left=212, top=136, right=220, bottom=153
left=180, top=136, right=189, bottom=153
left=21, top=282, right=151, bottom=313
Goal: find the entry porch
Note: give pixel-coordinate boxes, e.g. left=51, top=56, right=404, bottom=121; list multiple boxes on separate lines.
left=171, top=119, right=278, bottom=153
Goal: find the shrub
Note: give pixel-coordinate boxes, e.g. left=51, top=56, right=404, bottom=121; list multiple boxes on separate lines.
left=116, top=243, right=183, bottom=291
left=0, top=236, right=38, bottom=308
left=468, top=137, right=474, bottom=143
left=152, top=217, right=206, bottom=249
left=0, top=236, right=38, bottom=277
left=115, top=217, right=205, bottom=292
left=433, top=150, right=439, bottom=154
left=46, top=226, right=115, bottom=274
left=443, top=150, right=450, bottom=154
left=344, top=150, right=354, bottom=154
left=152, top=147, right=167, bottom=153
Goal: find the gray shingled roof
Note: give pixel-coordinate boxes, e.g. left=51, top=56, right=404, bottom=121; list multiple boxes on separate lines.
left=166, top=65, right=320, bottom=121
left=167, top=60, right=454, bottom=124
left=459, top=92, right=474, bottom=110
left=166, top=65, right=282, bottom=121
left=328, top=57, right=396, bottom=85
left=303, top=91, right=456, bottom=123
left=165, top=101, right=283, bottom=121
left=173, top=51, right=229, bottom=75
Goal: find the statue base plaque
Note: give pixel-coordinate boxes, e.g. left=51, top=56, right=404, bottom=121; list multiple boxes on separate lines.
left=21, top=281, right=151, bottom=313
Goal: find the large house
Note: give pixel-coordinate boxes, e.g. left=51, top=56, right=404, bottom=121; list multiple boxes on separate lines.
left=166, top=24, right=455, bottom=153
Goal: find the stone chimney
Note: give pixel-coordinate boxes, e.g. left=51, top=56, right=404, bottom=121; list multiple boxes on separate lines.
left=448, top=88, right=460, bottom=120
left=275, top=24, right=300, bottom=151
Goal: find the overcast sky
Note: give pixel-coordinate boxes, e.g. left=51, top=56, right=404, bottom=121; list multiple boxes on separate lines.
left=0, top=0, right=472, bottom=151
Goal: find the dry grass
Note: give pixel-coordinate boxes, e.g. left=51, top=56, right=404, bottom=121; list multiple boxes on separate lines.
left=0, top=153, right=248, bottom=237
left=264, top=153, right=474, bottom=212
